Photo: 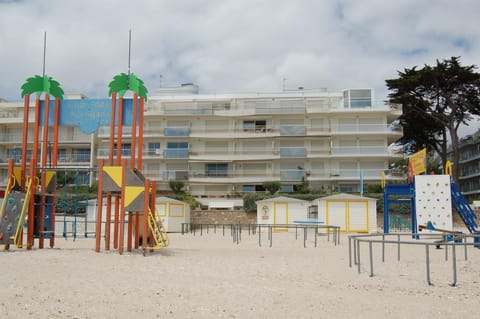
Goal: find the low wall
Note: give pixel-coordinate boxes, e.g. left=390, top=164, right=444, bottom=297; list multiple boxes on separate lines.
left=190, top=210, right=257, bottom=225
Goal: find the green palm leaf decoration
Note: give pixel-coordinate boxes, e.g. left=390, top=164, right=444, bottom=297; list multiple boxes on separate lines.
left=108, top=72, right=148, bottom=101
left=108, top=73, right=129, bottom=97
left=21, top=75, right=64, bottom=99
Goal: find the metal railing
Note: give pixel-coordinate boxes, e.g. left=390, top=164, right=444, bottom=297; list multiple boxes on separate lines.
left=348, top=232, right=480, bottom=286
left=181, top=223, right=340, bottom=248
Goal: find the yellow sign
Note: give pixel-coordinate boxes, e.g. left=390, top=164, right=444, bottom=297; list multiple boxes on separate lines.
left=409, top=148, right=427, bottom=176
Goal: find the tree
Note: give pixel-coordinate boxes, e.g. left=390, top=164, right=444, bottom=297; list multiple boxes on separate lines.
left=263, top=181, right=281, bottom=195
left=168, top=180, right=185, bottom=194
left=386, top=57, right=480, bottom=183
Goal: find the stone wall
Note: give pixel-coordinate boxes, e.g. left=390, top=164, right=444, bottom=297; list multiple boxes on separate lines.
left=190, top=210, right=257, bottom=224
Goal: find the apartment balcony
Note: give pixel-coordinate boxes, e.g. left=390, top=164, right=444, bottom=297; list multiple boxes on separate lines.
left=459, top=170, right=480, bottom=180
left=280, top=169, right=306, bottom=181
left=97, top=148, right=131, bottom=158
left=97, top=126, right=133, bottom=138
left=164, top=148, right=189, bottom=159
left=331, top=123, right=403, bottom=135
left=279, top=147, right=306, bottom=158
left=164, top=127, right=190, bottom=137
left=327, top=168, right=390, bottom=180
left=0, top=108, right=24, bottom=123
left=163, top=170, right=189, bottom=181
left=146, top=102, right=213, bottom=116
left=280, top=125, right=306, bottom=136
left=459, top=152, right=480, bottom=164
left=143, top=149, right=163, bottom=159
left=331, top=146, right=401, bottom=158
left=0, top=134, right=24, bottom=144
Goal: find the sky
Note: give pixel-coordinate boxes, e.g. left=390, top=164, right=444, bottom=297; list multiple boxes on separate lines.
left=0, top=0, right=479, bottom=135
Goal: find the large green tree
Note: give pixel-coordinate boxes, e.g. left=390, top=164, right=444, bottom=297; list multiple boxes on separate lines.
left=386, top=57, right=480, bottom=183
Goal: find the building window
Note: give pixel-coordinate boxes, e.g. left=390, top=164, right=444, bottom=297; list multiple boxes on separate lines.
left=72, top=149, right=91, bottom=162
left=206, top=163, right=228, bottom=177
left=242, top=185, right=266, bottom=192
left=243, top=120, right=266, bottom=132
left=148, top=142, right=161, bottom=155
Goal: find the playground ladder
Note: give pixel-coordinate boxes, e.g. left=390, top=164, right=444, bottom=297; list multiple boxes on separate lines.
left=12, top=177, right=34, bottom=247
left=146, top=207, right=169, bottom=250
left=450, top=182, right=478, bottom=234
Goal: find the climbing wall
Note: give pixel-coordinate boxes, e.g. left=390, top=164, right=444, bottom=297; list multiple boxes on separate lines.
left=0, top=193, right=26, bottom=245
left=415, top=175, right=452, bottom=232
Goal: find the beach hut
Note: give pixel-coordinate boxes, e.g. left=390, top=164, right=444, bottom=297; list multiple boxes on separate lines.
left=313, top=193, right=377, bottom=233
left=155, top=197, right=190, bottom=232
left=255, top=196, right=310, bottom=229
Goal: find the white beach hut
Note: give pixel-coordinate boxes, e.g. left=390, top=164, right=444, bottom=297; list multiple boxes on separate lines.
left=313, top=193, right=377, bottom=233
left=156, top=197, right=190, bottom=232
left=255, top=196, right=310, bottom=230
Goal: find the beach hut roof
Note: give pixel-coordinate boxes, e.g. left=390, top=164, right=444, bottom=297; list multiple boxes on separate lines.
left=255, top=196, right=310, bottom=204
left=316, top=193, right=377, bottom=201
left=156, top=196, right=185, bottom=203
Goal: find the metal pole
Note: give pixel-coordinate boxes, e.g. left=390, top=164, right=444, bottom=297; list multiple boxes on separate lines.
left=369, top=241, right=374, bottom=277
left=450, top=243, right=457, bottom=287
left=426, top=244, right=432, bottom=286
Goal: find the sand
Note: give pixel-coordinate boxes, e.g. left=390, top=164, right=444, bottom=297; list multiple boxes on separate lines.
left=1, top=229, right=479, bottom=319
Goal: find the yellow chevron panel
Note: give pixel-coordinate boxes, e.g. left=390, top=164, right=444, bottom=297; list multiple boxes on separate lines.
left=13, top=167, right=22, bottom=186
left=124, top=186, right=145, bottom=208
left=46, top=171, right=56, bottom=191
left=103, top=166, right=123, bottom=188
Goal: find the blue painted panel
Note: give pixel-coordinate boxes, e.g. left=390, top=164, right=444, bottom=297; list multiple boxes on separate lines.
left=39, top=98, right=137, bottom=134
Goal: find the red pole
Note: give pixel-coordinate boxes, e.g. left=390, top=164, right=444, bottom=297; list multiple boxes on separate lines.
left=38, top=94, right=51, bottom=249
left=143, top=178, right=149, bottom=251
left=130, top=93, right=138, bottom=170
left=53, top=98, right=60, bottom=167
left=114, top=96, right=123, bottom=249
left=118, top=159, right=127, bottom=254
left=138, top=97, right=144, bottom=170
left=109, top=92, right=116, bottom=165
left=95, top=159, right=104, bottom=252
left=150, top=180, right=156, bottom=244
left=104, top=92, right=116, bottom=251
left=116, top=98, right=124, bottom=166
left=4, top=158, right=14, bottom=250
left=21, top=94, right=30, bottom=190
left=50, top=98, right=60, bottom=248
left=32, top=98, right=41, bottom=174
left=27, top=158, right=36, bottom=250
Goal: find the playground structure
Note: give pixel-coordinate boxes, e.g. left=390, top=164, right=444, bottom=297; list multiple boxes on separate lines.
left=382, top=151, right=480, bottom=247
left=0, top=32, right=169, bottom=254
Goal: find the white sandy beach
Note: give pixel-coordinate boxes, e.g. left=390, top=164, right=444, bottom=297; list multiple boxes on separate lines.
left=1, top=229, right=479, bottom=319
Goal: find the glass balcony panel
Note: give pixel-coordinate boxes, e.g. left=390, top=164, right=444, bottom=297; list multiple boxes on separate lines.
left=164, top=148, right=189, bottom=158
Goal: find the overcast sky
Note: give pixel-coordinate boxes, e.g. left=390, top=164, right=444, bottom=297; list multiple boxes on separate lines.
left=0, top=0, right=478, bottom=133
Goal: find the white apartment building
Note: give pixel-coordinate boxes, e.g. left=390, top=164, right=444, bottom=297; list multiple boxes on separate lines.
left=0, top=85, right=404, bottom=197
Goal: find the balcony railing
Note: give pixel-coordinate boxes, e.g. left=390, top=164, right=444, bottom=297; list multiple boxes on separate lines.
left=164, top=148, right=189, bottom=159
left=279, top=147, right=306, bottom=158
left=280, top=169, right=306, bottom=181
left=331, top=124, right=402, bottom=133
left=164, top=127, right=190, bottom=137
left=280, top=125, right=306, bottom=136
left=97, top=149, right=131, bottom=157
left=331, top=146, right=390, bottom=156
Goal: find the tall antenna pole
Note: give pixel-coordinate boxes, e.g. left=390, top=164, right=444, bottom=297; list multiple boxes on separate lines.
left=128, top=29, right=132, bottom=76
left=42, top=31, right=47, bottom=77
